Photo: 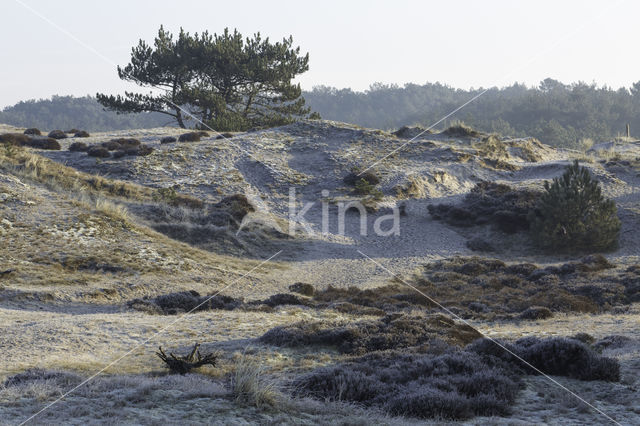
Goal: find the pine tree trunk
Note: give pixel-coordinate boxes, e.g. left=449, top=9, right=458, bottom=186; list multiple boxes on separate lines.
left=176, top=109, right=186, bottom=128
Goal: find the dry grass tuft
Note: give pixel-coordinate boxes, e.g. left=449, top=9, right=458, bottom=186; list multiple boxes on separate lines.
left=231, top=352, right=281, bottom=408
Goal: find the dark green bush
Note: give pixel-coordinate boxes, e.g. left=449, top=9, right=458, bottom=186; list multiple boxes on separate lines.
left=23, top=128, right=41, bottom=135
left=528, top=161, right=620, bottom=252
left=160, top=136, right=177, bottom=144
left=73, top=130, right=90, bottom=137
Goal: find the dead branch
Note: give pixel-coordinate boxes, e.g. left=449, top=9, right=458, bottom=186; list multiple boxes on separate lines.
left=156, top=343, right=219, bottom=374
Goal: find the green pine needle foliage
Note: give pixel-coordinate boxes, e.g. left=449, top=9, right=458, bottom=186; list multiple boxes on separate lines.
left=528, top=160, right=620, bottom=252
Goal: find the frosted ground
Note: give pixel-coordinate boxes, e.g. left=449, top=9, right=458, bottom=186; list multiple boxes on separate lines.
left=0, top=120, right=639, bottom=424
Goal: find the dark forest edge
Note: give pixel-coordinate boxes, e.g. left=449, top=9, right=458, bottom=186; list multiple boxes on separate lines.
left=4, top=78, right=640, bottom=147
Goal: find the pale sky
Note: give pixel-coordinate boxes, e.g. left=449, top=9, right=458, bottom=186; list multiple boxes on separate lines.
left=0, top=0, right=636, bottom=108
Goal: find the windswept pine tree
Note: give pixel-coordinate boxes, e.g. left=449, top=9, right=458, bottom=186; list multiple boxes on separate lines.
left=97, top=26, right=316, bottom=130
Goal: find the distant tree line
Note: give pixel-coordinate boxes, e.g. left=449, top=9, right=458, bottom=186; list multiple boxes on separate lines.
left=0, top=95, right=167, bottom=131
left=304, top=78, right=640, bottom=148
left=4, top=78, right=640, bottom=147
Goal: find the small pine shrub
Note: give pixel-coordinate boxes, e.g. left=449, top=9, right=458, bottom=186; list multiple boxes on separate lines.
left=23, top=128, right=41, bottom=136
left=160, top=136, right=177, bottom=144
left=73, top=130, right=90, bottom=138
left=528, top=160, right=621, bottom=252
left=64, top=128, right=81, bottom=134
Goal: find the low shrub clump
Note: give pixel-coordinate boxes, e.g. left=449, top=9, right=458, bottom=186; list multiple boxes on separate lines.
left=310, top=255, right=634, bottom=319
left=260, top=313, right=481, bottom=354
left=215, top=132, right=234, bottom=139
left=428, top=181, right=541, bottom=233
left=23, top=128, right=41, bottom=135
left=293, top=349, right=520, bottom=420
left=178, top=132, right=203, bottom=142
left=292, top=334, right=620, bottom=420
left=0, top=133, right=31, bottom=146
left=529, top=160, right=620, bottom=252
left=102, top=138, right=140, bottom=151
left=160, top=136, right=177, bottom=144
left=213, top=194, right=255, bottom=224
left=23, top=138, right=61, bottom=150
left=1, top=134, right=61, bottom=150
left=128, top=290, right=243, bottom=315
left=64, top=128, right=81, bottom=134
left=47, top=130, right=67, bottom=139
left=518, top=306, right=553, bottom=320
left=69, top=142, right=89, bottom=152
left=87, top=146, right=111, bottom=158
left=289, top=282, right=315, bottom=296
left=73, top=130, right=90, bottom=138
left=469, top=336, right=620, bottom=382
left=113, top=144, right=154, bottom=159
